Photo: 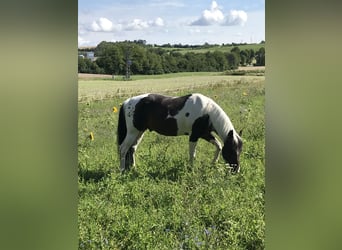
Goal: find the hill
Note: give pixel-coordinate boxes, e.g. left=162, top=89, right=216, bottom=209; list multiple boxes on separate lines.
left=156, top=43, right=265, bottom=55
left=78, top=41, right=265, bottom=75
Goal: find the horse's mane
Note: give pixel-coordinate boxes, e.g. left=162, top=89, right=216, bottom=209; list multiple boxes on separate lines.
left=205, top=96, right=238, bottom=143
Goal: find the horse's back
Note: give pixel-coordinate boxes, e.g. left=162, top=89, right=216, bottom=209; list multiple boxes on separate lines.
left=122, top=93, right=214, bottom=136
left=182, top=93, right=212, bottom=116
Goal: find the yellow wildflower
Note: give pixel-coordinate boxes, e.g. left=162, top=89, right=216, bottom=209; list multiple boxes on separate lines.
left=113, top=106, right=118, bottom=113
left=243, top=92, right=248, bottom=96
left=89, top=132, right=94, bottom=141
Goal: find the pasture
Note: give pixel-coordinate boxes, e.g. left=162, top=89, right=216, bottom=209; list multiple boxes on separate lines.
left=78, top=72, right=265, bottom=249
left=160, top=43, right=265, bottom=55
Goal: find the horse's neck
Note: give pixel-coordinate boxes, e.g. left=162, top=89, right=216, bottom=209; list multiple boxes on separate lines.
left=208, top=102, right=235, bottom=142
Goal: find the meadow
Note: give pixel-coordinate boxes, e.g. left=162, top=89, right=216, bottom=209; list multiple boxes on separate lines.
left=78, top=72, right=265, bottom=249
left=159, top=43, right=265, bottom=55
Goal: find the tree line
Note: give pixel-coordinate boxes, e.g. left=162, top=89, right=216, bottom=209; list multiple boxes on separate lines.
left=78, top=41, right=265, bottom=75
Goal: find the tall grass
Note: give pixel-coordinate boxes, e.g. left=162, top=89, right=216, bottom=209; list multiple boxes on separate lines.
left=78, top=77, right=264, bottom=249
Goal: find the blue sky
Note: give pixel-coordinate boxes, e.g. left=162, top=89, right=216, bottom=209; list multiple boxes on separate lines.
left=78, top=0, right=264, bottom=47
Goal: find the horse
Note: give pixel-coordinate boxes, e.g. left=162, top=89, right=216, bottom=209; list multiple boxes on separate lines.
left=117, top=93, right=243, bottom=173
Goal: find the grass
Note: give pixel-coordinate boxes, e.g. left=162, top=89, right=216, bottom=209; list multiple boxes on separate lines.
left=78, top=72, right=264, bottom=103
left=159, top=44, right=265, bottom=55
left=78, top=74, right=265, bottom=249
left=116, top=72, right=222, bottom=80
left=224, top=69, right=265, bottom=76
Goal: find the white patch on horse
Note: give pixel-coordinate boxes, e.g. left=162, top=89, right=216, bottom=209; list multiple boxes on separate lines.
left=166, top=112, right=173, bottom=119
left=125, top=93, right=149, bottom=119
left=174, top=94, right=210, bottom=136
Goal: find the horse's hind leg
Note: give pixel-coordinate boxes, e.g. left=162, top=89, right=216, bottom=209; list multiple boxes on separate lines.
left=130, top=132, right=144, bottom=167
left=125, top=147, right=134, bottom=170
left=119, top=143, right=130, bottom=172
left=119, top=130, right=144, bottom=171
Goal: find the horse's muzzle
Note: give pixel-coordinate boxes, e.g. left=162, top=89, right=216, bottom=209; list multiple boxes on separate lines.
left=229, top=164, right=240, bottom=174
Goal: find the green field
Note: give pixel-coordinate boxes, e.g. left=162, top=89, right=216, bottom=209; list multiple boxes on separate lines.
left=79, top=72, right=264, bottom=103
left=159, top=43, right=265, bottom=54
left=78, top=73, right=265, bottom=249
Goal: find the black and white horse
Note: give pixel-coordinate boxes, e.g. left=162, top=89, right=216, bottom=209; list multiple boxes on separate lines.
left=117, top=93, right=243, bottom=173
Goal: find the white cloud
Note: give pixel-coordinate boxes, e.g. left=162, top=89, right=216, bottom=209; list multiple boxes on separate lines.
left=91, top=17, right=114, bottom=32
left=190, top=1, right=248, bottom=27
left=89, top=17, right=164, bottom=32
left=191, top=1, right=224, bottom=26
left=152, top=17, right=164, bottom=27
left=224, top=10, right=248, bottom=26
left=126, top=19, right=149, bottom=30
left=126, top=17, right=164, bottom=30
left=189, top=28, right=201, bottom=34
left=78, top=36, right=90, bottom=46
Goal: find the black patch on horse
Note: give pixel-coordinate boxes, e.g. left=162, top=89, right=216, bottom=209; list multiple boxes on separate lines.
left=133, top=94, right=192, bottom=136
left=189, top=114, right=215, bottom=142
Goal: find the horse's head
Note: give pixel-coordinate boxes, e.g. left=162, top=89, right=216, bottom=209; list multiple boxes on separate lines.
left=222, top=130, right=243, bottom=173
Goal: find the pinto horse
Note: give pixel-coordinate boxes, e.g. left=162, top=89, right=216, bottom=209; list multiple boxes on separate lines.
left=117, top=93, right=243, bottom=173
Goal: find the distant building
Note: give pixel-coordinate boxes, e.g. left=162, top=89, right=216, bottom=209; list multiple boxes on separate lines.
left=78, top=51, right=96, bottom=61
left=85, top=52, right=95, bottom=60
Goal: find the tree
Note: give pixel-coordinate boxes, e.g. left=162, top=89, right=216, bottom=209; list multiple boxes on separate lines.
left=204, top=52, right=219, bottom=71
left=226, top=52, right=239, bottom=69
left=212, top=51, right=228, bottom=71
left=78, top=57, right=88, bottom=73
left=130, top=45, right=147, bottom=74
left=144, top=50, right=163, bottom=74
left=230, top=46, right=241, bottom=68
left=240, top=50, right=248, bottom=66
left=161, top=53, right=178, bottom=73
left=89, top=62, right=105, bottom=74
left=255, top=47, right=265, bottom=66
left=247, top=49, right=255, bottom=65
left=84, top=40, right=265, bottom=75
left=96, top=45, right=125, bottom=74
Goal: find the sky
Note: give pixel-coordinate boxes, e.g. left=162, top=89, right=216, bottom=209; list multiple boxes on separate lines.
left=78, top=0, right=265, bottom=47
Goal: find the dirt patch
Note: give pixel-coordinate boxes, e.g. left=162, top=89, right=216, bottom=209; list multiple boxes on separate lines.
left=78, top=73, right=113, bottom=80
left=238, top=66, right=265, bottom=71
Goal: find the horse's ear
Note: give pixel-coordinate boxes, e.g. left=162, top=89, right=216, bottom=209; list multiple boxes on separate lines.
left=228, top=130, right=234, bottom=138
left=239, top=129, right=243, bottom=136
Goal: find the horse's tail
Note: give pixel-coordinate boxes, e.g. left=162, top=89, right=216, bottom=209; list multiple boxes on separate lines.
left=117, top=104, right=127, bottom=153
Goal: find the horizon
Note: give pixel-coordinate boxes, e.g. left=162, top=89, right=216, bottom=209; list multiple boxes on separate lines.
left=78, top=40, right=265, bottom=50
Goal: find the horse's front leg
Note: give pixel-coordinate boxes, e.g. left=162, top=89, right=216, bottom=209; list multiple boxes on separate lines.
left=199, top=133, right=221, bottom=164
left=210, top=138, right=222, bottom=163
left=189, top=140, right=197, bottom=165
